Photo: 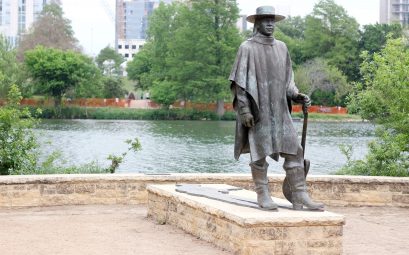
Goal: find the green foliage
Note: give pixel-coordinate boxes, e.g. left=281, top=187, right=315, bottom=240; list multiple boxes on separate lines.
left=107, top=138, right=142, bottom=173
left=359, top=23, right=403, bottom=55
left=28, top=106, right=236, bottom=120
left=95, top=46, right=125, bottom=76
left=275, top=16, right=306, bottom=65
left=126, top=43, right=153, bottom=90
left=127, top=0, right=242, bottom=107
left=337, top=131, right=409, bottom=177
left=150, top=81, right=179, bottom=108
left=17, top=3, right=79, bottom=61
left=294, top=58, right=351, bottom=106
left=0, top=85, right=40, bottom=175
left=0, top=36, right=26, bottom=97
left=291, top=112, right=360, bottom=121
left=102, top=77, right=127, bottom=98
left=24, top=46, right=103, bottom=105
left=302, top=0, right=360, bottom=81
left=342, top=38, right=409, bottom=176
left=35, top=160, right=109, bottom=175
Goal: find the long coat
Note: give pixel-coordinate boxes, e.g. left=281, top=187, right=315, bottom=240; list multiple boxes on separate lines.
left=229, top=35, right=300, bottom=162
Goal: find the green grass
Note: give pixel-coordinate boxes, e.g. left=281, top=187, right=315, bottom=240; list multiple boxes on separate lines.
left=27, top=105, right=361, bottom=122
left=292, top=112, right=362, bottom=122
left=29, top=106, right=237, bottom=121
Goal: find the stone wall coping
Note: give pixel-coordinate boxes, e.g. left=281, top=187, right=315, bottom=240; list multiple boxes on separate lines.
left=1, top=173, right=408, bottom=185
left=147, top=184, right=345, bottom=228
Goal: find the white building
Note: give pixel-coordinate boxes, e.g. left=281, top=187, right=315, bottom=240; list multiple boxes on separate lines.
left=0, top=0, right=56, bottom=46
left=115, top=0, right=174, bottom=62
left=380, top=0, right=409, bottom=26
left=117, top=38, right=145, bottom=62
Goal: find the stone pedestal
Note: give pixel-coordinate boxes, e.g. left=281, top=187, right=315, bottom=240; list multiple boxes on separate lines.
left=147, top=184, right=345, bottom=255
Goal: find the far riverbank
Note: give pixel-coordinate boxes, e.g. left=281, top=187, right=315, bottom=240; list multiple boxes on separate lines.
left=29, top=106, right=363, bottom=122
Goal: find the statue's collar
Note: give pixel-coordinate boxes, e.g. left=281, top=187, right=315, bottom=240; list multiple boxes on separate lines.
left=250, top=35, right=276, bottom=45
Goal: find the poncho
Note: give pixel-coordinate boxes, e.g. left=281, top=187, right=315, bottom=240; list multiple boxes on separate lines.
left=229, top=35, right=300, bottom=162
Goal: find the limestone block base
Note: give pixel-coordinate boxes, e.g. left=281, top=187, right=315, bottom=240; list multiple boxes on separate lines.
left=147, top=184, right=345, bottom=255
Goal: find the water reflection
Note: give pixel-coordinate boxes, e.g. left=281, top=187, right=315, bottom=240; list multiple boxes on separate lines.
left=35, top=120, right=375, bottom=175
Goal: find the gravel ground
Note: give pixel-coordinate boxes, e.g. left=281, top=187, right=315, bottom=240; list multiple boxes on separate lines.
left=0, top=205, right=408, bottom=255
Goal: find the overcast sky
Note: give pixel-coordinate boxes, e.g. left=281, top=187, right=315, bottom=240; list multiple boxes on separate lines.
left=60, top=0, right=380, bottom=56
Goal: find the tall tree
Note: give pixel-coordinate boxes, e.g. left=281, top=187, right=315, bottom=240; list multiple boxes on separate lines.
left=17, top=3, right=79, bottom=61
left=275, top=16, right=306, bottom=66
left=126, top=43, right=154, bottom=91
left=24, top=46, right=102, bottom=106
left=343, top=38, right=409, bottom=176
left=127, top=0, right=242, bottom=113
left=167, top=0, right=242, bottom=114
left=302, top=0, right=360, bottom=81
left=359, top=23, right=403, bottom=55
left=95, top=46, right=125, bottom=76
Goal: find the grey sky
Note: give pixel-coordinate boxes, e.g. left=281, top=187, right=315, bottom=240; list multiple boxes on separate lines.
left=60, top=0, right=380, bottom=56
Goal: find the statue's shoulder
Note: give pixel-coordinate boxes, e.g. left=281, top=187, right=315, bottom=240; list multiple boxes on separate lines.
left=274, top=39, right=289, bottom=51
left=239, top=40, right=254, bottom=49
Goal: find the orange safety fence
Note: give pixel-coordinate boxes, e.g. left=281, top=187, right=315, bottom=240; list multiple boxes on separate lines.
left=0, top=98, right=128, bottom=108
left=171, top=101, right=234, bottom=112
left=0, top=98, right=348, bottom=114
left=291, top=105, right=348, bottom=114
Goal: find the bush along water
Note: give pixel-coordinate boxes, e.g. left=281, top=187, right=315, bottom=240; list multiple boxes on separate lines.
left=0, top=85, right=40, bottom=175
left=338, top=38, right=409, bottom=177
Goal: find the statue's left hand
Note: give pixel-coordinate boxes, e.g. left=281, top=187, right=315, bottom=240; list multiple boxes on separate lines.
left=293, top=93, right=311, bottom=107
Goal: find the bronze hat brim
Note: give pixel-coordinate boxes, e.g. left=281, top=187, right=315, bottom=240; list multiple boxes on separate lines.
left=246, top=14, right=286, bottom=23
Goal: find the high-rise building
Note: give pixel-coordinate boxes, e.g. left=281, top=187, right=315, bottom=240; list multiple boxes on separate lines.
left=115, top=0, right=172, bottom=61
left=236, top=14, right=247, bottom=33
left=0, top=0, right=56, bottom=46
left=380, top=0, right=409, bottom=26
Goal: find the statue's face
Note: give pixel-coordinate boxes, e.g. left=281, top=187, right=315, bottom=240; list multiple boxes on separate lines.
left=257, top=17, right=275, bottom=36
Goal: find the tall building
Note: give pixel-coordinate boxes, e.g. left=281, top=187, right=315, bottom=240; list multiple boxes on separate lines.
left=380, top=0, right=409, bottom=26
left=115, top=0, right=172, bottom=61
left=236, top=14, right=247, bottom=33
left=0, top=0, right=55, bottom=46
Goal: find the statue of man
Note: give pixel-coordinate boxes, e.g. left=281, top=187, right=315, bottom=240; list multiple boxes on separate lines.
left=229, top=6, right=324, bottom=211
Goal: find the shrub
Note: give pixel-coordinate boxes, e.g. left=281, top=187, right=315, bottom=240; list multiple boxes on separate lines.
left=0, top=85, right=40, bottom=175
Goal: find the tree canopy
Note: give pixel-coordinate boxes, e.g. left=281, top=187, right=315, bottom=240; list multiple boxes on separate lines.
left=302, top=0, right=360, bottom=81
left=294, top=58, right=350, bottom=106
left=17, top=3, right=79, bottom=61
left=24, top=46, right=102, bottom=106
left=95, top=46, right=125, bottom=76
left=359, top=23, right=403, bottom=55
left=127, top=0, right=242, bottom=109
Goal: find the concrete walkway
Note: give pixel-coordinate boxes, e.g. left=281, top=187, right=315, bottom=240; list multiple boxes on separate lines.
left=0, top=205, right=408, bottom=255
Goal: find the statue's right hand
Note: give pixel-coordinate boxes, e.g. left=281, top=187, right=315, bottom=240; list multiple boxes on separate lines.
left=240, top=113, right=255, bottom=128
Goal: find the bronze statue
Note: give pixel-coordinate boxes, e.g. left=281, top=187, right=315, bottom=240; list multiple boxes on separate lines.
left=229, top=6, right=324, bottom=211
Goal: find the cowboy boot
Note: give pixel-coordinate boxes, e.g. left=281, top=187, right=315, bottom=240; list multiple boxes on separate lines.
left=286, top=167, right=324, bottom=210
left=250, top=162, right=278, bottom=210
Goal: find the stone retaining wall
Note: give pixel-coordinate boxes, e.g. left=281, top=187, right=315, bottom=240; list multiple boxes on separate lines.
left=0, top=174, right=408, bottom=208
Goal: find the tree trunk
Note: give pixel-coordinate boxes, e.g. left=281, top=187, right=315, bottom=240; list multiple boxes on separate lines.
left=216, top=99, right=225, bottom=117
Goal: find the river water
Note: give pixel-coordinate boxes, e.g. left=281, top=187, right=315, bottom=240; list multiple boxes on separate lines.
left=35, top=119, right=375, bottom=175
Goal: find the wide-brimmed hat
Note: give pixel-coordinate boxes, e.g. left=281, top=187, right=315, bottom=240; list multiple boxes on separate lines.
left=246, top=6, right=286, bottom=23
